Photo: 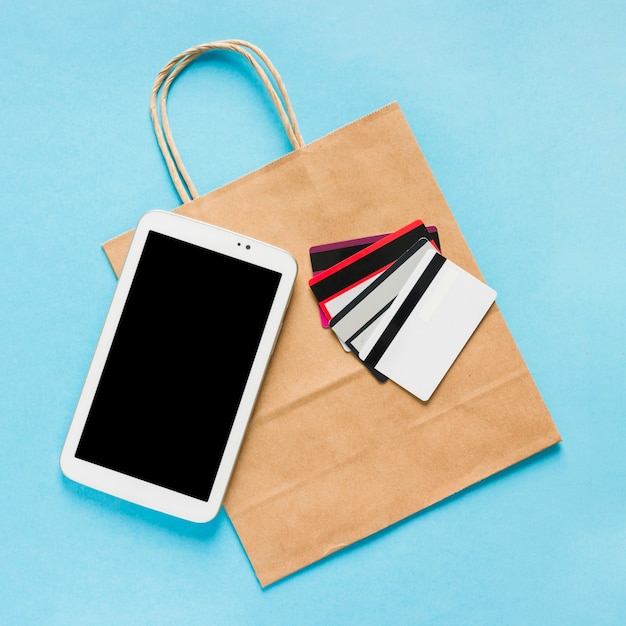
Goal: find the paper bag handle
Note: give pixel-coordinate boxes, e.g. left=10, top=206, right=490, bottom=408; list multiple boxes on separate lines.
left=150, top=39, right=305, bottom=203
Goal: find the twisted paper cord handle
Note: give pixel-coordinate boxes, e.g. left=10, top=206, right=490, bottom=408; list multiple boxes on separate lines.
left=150, top=39, right=304, bottom=203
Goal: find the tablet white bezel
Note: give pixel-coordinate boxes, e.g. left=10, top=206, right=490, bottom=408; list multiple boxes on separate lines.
left=60, top=210, right=297, bottom=523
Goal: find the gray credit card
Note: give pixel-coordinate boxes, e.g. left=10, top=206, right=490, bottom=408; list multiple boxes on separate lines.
left=329, top=237, right=435, bottom=352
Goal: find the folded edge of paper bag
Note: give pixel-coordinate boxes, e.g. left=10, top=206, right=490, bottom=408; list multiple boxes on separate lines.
left=224, top=303, right=561, bottom=587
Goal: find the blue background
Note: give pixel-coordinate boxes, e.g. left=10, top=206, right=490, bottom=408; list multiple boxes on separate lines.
left=1, top=1, right=624, bottom=624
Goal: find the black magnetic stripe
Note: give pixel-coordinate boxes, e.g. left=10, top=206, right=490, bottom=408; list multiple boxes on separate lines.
left=345, top=300, right=394, bottom=347
left=310, top=224, right=429, bottom=303
left=310, top=242, right=373, bottom=273
left=363, top=253, right=447, bottom=368
left=429, top=231, right=441, bottom=251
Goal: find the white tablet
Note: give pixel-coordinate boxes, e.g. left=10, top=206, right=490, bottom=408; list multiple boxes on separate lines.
left=60, top=210, right=297, bottom=523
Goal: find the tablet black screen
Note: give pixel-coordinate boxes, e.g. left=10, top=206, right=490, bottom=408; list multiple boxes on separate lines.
left=75, top=231, right=280, bottom=501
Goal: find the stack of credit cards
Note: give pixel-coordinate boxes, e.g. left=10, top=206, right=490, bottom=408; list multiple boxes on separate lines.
left=308, top=219, right=496, bottom=401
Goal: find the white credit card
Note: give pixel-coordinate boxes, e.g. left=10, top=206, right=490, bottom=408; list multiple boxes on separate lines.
left=358, top=247, right=496, bottom=401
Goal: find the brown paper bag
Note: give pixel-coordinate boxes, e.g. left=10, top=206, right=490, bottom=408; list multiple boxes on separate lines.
left=103, top=40, right=561, bottom=587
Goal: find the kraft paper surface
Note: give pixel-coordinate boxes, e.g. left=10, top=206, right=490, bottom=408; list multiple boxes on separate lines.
left=103, top=102, right=561, bottom=587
